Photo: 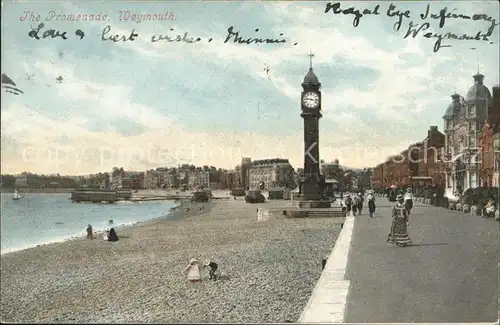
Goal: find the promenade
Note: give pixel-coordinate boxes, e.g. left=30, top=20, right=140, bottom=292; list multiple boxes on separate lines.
left=344, top=200, right=499, bottom=323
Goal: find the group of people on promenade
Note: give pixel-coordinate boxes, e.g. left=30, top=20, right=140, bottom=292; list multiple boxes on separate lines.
left=342, top=190, right=377, bottom=218
left=340, top=188, right=414, bottom=248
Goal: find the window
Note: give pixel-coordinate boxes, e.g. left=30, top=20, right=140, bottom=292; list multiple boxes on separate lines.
left=470, top=172, right=477, bottom=188
left=469, top=132, right=477, bottom=148
left=469, top=105, right=476, bottom=118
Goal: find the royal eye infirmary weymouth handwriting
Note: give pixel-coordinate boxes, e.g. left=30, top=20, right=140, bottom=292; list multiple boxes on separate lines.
left=324, top=2, right=499, bottom=52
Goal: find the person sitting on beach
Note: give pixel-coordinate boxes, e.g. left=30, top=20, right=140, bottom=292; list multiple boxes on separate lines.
left=484, top=198, right=496, bottom=218
left=204, top=260, right=218, bottom=281
left=183, top=258, right=201, bottom=283
left=86, top=224, right=94, bottom=239
left=107, top=228, right=119, bottom=242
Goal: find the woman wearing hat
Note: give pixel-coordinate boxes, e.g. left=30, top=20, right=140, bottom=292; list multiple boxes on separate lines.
left=404, top=188, right=414, bottom=215
left=387, top=194, right=412, bottom=247
left=367, top=190, right=376, bottom=218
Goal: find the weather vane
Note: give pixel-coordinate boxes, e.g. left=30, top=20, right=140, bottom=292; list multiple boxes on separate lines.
left=308, top=49, right=315, bottom=69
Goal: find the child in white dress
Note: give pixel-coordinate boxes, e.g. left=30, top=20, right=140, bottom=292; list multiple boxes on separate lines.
left=183, top=258, right=201, bottom=282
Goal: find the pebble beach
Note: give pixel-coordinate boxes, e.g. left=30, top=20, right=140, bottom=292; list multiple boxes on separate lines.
left=1, top=199, right=343, bottom=323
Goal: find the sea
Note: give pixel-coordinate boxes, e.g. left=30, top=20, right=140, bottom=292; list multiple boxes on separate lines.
left=0, top=193, right=177, bottom=255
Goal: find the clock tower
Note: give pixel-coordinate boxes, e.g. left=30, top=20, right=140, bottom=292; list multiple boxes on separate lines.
left=297, top=51, right=330, bottom=208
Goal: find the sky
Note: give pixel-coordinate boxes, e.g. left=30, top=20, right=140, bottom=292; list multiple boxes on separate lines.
left=1, top=0, right=499, bottom=175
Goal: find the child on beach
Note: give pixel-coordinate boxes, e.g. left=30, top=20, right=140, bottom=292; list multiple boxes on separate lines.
left=204, top=260, right=218, bottom=281
left=86, top=224, right=94, bottom=239
left=183, top=258, right=201, bottom=282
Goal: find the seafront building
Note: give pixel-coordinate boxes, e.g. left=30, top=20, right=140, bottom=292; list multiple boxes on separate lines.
left=228, top=157, right=295, bottom=190
left=443, top=73, right=491, bottom=197
left=188, top=170, right=210, bottom=189
left=247, top=158, right=295, bottom=189
left=479, top=86, right=500, bottom=187
left=371, top=126, right=445, bottom=188
left=372, top=72, right=496, bottom=195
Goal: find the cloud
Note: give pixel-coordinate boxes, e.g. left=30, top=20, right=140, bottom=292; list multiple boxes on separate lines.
left=1, top=1, right=499, bottom=174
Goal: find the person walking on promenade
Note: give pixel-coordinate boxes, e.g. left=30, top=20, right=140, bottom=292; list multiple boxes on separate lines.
left=367, top=190, right=376, bottom=218
left=352, top=194, right=359, bottom=216
left=357, top=192, right=364, bottom=215
left=344, top=194, right=353, bottom=216
left=387, top=194, right=412, bottom=247
left=388, top=189, right=396, bottom=202
left=404, top=188, right=414, bottom=215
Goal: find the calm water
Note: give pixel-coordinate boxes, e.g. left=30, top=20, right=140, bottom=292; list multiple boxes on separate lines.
left=0, top=193, right=176, bottom=254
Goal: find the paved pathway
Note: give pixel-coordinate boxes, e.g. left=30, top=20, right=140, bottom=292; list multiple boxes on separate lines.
left=344, top=200, right=499, bottom=323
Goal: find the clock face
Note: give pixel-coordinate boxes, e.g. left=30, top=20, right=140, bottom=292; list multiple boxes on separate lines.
left=302, top=92, right=319, bottom=109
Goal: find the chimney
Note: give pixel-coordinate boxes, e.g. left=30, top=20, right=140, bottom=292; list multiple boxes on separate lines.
left=473, top=73, right=484, bottom=85
left=428, top=126, right=438, bottom=137
left=493, top=86, right=500, bottom=98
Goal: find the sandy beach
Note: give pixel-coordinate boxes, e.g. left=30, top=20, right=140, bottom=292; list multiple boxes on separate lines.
left=1, top=199, right=342, bottom=323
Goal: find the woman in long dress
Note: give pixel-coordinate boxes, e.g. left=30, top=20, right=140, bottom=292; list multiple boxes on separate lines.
left=183, top=258, right=201, bottom=282
left=367, top=190, right=376, bottom=218
left=387, top=194, right=412, bottom=247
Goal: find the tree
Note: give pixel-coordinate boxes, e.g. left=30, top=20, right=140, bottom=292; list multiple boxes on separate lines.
left=0, top=175, right=16, bottom=188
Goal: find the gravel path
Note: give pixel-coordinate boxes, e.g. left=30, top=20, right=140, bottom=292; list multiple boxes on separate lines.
left=1, top=200, right=342, bottom=323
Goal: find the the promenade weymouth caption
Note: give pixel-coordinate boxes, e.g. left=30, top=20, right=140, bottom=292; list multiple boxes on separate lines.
left=19, top=10, right=176, bottom=23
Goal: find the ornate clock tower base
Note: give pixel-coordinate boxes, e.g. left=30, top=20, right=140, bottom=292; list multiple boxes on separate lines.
left=296, top=177, right=331, bottom=208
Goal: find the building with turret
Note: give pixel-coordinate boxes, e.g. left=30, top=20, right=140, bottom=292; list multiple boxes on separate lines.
left=443, top=73, right=492, bottom=197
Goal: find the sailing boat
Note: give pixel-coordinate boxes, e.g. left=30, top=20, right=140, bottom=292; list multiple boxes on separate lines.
left=12, top=189, right=23, bottom=200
